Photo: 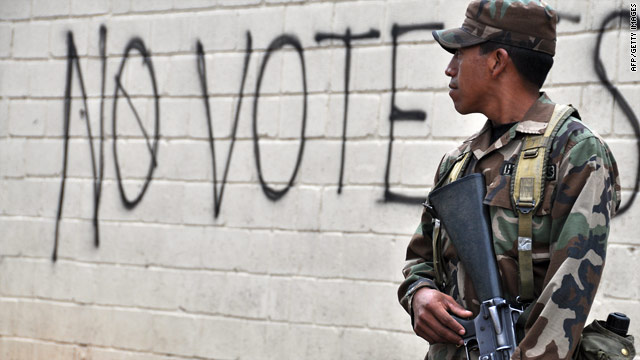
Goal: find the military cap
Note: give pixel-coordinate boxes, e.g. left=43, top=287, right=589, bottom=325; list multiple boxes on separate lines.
left=432, top=0, right=558, bottom=56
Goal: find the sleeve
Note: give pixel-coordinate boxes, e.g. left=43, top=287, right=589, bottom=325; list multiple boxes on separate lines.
left=513, top=136, right=621, bottom=360
left=397, top=154, right=451, bottom=319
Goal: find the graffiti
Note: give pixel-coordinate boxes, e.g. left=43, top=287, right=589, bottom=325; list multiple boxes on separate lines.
left=253, top=35, right=308, bottom=201
left=197, top=33, right=252, bottom=218
left=594, top=10, right=639, bottom=216
left=315, top=29, right=381, bottom=194
left=51, top=10, right=639, bottom=260
left=385, top=23, right=444, bottom=203
left=54, top=26, right=107, bottom=261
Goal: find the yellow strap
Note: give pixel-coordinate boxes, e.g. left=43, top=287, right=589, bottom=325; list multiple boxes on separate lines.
left=513, top=104, right=575, bottom=301
left=448, top=151, right=471, bottom=183
left=432, top=219, right=445, bottom=288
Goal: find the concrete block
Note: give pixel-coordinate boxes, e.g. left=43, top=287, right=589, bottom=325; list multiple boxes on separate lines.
left=171, top=0, right=215, bottom=11
left=0, top=0, right=32, bottom=20
left=188, top=97, right=235, bottom=140
left=397, top=43, right=450, bottom=91
left=431, top=92, right=484, bottom=139
left=610, top=190, right=640, bottom=246
left=326, top=94, right=381, bottom=139
left=191, top=10, right=242, bottom=52
left=32, top=0, right=70, bottom=18
left=28, top=60, right=68, bottom=97
left=378, top=92, right=432, bottom=139
left=548, top=0, right=590, bottom=34
left=111, top=0, right=131, bottom=14
left=543, top=86, right=583, bottom=110
left=599, top=244, right=640, bottom=300
left=580, top=85, right=614, bottom=135
left=0, top=24, right=12, bottom=58
left=201, top=52, right=253, bottom=96
left=283, top=2, right=333, bottom=47
left=158, top=98, right=192, bottom=138
left=612, top=85, right=640, bottom=136
left=0, top=138, right=25, bottom=177
left=350, top=46, right=392, bottom=91
left=0, top=338, right=80, bottom=360
left=8, top=100, right=48, bottom=137
left=49, top=19, right=91, bottom=58
left=299, top=93, right=329, bottom=139
left=340, top=328, right=428, bottom=360
left=236, top=7, right=285, bottom=52
left=0, top=99, right=9, bottom=137
left=130, top=0, right=173, bottom=13
left=398, top=140, right=455, bottom=186
left=70, top=0, right=109, bottom=15
left=0, top=61, right=30, bottom=97
left=552, top=32, right=618, bottom=85
left=297, top=139, right=341, bottom=185
left=217, top=0, right=261, bottom=6
left=341, top=140, right=389, bottom=185
left=384, top=0, right=441, bottom=43
left=333, top=1, right=385, bottom=42
left=0, top=218, right=55, bottom=258
left=105, top=17, right=152, bottom=57
left=150, top=15, right=195, bottom=54
left=607, top=139, right=639, bottom=191
left=23, top=139, right=64, bottom=176
left=616, top=17, right=640, bottom=83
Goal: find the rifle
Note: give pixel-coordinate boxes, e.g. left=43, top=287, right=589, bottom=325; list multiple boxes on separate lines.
left=426, top=173, right=522, bottom=360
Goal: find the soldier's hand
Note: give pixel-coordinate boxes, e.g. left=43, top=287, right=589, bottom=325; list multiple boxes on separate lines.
left=411, top=287, right=473, bottom=345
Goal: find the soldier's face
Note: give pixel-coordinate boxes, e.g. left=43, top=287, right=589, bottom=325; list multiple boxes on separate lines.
left=445, top=45, right=490, bottom=115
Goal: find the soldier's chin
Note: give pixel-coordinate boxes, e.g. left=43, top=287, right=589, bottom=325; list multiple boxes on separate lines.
left=451, top=100, right=472, bottom=115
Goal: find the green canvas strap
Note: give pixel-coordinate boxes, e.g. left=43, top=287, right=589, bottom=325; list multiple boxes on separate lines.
left=512, top=104, right=575, bottom=302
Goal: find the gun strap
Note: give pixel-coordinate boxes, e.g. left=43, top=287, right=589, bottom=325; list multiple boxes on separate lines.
left=448, top=148, right=472, bottom=183
left=512, top=104, right=575, bottom=302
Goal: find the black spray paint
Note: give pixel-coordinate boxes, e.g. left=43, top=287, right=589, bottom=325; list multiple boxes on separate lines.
left=54, top=26, right=107, bottom=261
left=52, top=11, right=639, bottom=259
left=253, top=35, right=308, bottom=201
left=315, top=28, right=381, bottom=194
left=385, top=23, right=444, bottom=203
left=594, top=10, right=640, bottom=216
left=196, top=32, right=253, bottom=217
left=112, top=38, right=160, bottom=209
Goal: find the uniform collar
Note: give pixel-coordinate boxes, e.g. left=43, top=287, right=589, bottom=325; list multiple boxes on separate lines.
left=467, top=93, right=556, bottom=161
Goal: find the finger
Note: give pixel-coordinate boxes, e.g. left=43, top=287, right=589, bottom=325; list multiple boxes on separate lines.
left=417, top=310, right=463, bottom=345
left=446, top=299, right=473, bottom=318
left=432, top=306, right=468, bottom=342
left=415, top=318, right=448, bottom=344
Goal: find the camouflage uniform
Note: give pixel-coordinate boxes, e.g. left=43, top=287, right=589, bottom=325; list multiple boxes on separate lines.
left=397, top=93, right=621, bottom=360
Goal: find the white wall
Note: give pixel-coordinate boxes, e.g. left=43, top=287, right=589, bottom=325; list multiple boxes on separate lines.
left=0, top=0, right=638, bottom=359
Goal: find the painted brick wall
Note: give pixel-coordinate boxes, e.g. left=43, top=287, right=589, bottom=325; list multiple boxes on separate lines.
left=0, top=0, right=638, bottom=359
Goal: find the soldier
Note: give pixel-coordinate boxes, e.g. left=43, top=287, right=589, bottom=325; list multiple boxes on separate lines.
left=397, top=0, right=621, bottom=359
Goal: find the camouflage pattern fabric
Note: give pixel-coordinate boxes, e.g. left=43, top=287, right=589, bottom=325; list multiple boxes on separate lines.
left=398, top=93, right=621, bottom=360
left=433, top=0, right=557, bottom=55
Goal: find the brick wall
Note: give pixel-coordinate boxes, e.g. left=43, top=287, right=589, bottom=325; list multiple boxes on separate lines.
left=0, top=0, right=638, bottom=359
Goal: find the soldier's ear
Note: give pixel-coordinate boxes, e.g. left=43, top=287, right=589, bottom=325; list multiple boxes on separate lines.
left=488, top=48, right=509, bottom=78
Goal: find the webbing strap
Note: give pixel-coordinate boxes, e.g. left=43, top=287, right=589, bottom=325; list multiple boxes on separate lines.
left=448, top=150, right=472, bottom=183
left=513, top=104, right=575, bottom=301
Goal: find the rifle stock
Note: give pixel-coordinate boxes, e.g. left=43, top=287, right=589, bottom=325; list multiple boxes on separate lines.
left=427, top=173, right=521, bottom=360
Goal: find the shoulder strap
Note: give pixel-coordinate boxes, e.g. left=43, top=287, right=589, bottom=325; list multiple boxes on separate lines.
left=512, top=104, right=575, bottom=302
left=448, top=147, right=472, bottom=184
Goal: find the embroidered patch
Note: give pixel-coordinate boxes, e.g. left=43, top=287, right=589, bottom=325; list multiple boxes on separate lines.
left=545, top=164, right=557, bottom=181
left=501, top=162, right=515, bottom=176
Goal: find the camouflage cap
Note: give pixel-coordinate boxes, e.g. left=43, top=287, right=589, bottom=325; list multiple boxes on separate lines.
left=432, top=0, right=558, bottom=56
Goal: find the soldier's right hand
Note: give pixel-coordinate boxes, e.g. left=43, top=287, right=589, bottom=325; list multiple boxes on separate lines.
left=411, top=287, right=473, bottom=345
